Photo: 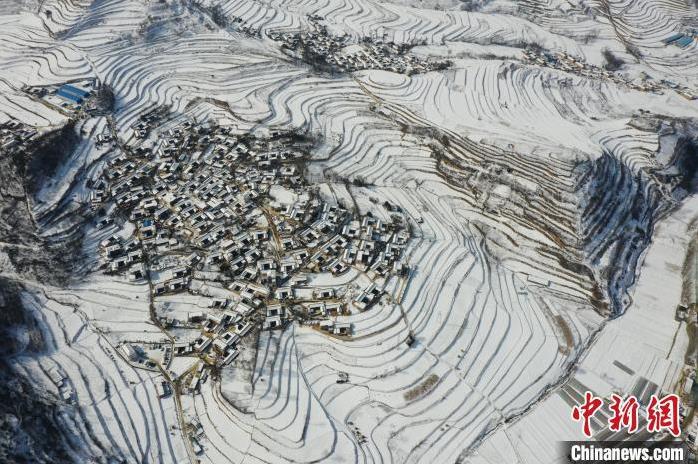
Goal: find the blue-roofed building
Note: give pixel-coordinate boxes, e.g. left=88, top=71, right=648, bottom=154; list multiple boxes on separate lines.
left=56, top=88, right=83, bottom=103
left=663, top=33, right=684, bottom=45
left=676, top=36, right=694, bottom=48
left=55, top=83, right=93, bottom=105
left=61, top=84, right=90, bottom=98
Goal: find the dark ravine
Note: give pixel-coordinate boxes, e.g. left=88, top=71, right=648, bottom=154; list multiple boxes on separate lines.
left=0, top=123, right=93, bottom=463
left=579, top=118, right=698, bottom=317
left=0, top=278, right=72, bottom=464
left=2, top=120, right=81, bottom=284
left=429, top=110, right=698, bottom=318
left=578, top=150, right=670, bottom=316
left=15, top=120, right=80, bottom=195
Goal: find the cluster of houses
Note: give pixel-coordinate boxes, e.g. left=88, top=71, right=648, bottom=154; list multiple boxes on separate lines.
left=0, top=119, right=38, bottom=154
left=129, top=106, right=170, bottom=140
left=221, top=12, right=450, bottom=75
left=523, top=49, right=697, bottom=100
left=92, top=119, right=410, bottom=376
left=226, top=14, right=261, bottom=37
left=269, top=25, right=450, bottom=75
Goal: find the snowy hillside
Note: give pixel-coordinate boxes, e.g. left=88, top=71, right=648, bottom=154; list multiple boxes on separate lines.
left=0, top=0, right=697, bottom=463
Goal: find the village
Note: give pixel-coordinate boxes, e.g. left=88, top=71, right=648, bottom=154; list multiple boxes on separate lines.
left=267, top=21, right=451, bottom=75
left=89, top=113, right=411, bottom=398
left=0, top=119, right=38, bottom=154
left=523, top=48, right=698, bottom=101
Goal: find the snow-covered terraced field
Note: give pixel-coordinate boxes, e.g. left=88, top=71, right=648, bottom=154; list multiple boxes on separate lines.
left=1, top=0, right=697, bottom=462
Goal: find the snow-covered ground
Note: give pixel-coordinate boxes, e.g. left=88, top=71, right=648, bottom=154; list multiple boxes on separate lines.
left=1, top=0, right=697, bottom=462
